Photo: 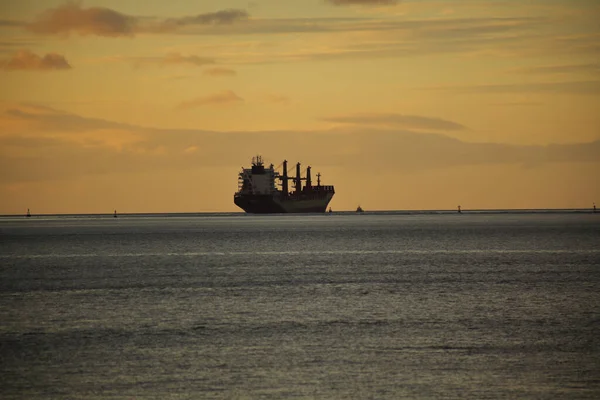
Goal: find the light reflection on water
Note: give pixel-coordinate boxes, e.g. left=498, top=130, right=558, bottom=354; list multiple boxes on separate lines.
left=1, top=213, right=599, bottom=399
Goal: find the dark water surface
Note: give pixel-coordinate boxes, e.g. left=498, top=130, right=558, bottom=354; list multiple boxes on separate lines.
left=1, top=213, right=599, bottom=399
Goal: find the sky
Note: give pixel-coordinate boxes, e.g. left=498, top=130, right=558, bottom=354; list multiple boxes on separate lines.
left=0, top=0, right=599, bottom=214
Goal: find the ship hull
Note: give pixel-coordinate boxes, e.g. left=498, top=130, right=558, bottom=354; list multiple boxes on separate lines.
left=234, top=193, right=334, bottom=214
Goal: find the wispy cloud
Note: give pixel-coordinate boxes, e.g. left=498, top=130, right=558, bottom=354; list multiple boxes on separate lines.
left=0, top=39, right=39, bottom=56
left=2, top=105, right=599, bottom=184
left=134, top=53, right=215, bottom=68
left=5, top=105, right=132, bottom=131
left=158, top=9, right=250, bottom=32
left=511, top=63, right=600, bottom=76
left=321, top=113, right=468, bottom=131
left=176, top=90, right=244, bottom=110
left=179, top=17, right=557, bottom=65
left=264, top=93, right=291, bottom=105
left=203, top=67, right=237, bottom=76
left=159, top=53, right=215, bottom=67
left=326, top=0, right=399, bottom=5
left=17, top=2, right=595, bottom=69
left=95, top=53, right=216, bottom=68
left=1, top=50, right=71, bottom=71
left=2, top=104, right=598, bottom=207
left=427, top=80, right=600, bottom=96
left=0, top=19, right=25, bottom=27
left=22, top=2, right=548, bottom=40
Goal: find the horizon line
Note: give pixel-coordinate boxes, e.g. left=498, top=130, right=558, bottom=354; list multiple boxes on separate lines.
left=1, top=207, right=597, bottom=218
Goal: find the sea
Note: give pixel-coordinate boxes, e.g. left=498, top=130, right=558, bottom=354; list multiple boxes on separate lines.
left=1, top=211, right=599, bottom=399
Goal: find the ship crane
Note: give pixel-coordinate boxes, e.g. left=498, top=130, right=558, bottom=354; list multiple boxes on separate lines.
left=234, top=155, right=335, bottom=213
left=277, top=160, right=309, bottom=196
left=274, top=160, right=323, bottom=195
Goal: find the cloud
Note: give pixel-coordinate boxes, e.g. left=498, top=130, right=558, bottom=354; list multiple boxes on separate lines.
left=427, top=80, right=600, bottom=96
left=5, top=104, right=599, bottom=162
left=28, top=2, right=137, bottom=37
left=0, top=39, right=38, bottom=56
left=176, top=90, right=244, bottom=110
left=2, top=104, right=599, bottom=190
left=22, top=1, right=587, bottom=71
left=5, top=106, right=133, bottom=131
left=0, top=135, right=62, bottom=149
left=490, top=101, right=543, bottom=107
left=1, top=50, right=71, bottom=71
left=180, top=16, right=553, bottom=65
left=326, top=0, right=399, bottom=5
left=158, top=9, right=250, bottom=32
left=26, top=3, right=248, bottom=37
left=22, top=2, right=546, bottom=40
left=160, top=53, right=215, bottom=66
left=11, top=0, right=598, bottom=73
left=265, top=94, right=291, bottom=105
left=511, top=63, right=600, bottom=75
left=130, top=53, right=215, bottom=68
left=203, top=67, right=237, bottom=77
left=0, top=19, right=25, bottom=27
left=321, top=113, right=467, bottom=131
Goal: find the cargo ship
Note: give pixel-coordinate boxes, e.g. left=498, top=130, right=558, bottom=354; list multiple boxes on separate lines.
left=234, top=156, right=335, bottom=213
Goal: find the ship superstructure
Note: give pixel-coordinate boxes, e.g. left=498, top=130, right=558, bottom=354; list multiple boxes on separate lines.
left=234, top=155, right=335, bottom=213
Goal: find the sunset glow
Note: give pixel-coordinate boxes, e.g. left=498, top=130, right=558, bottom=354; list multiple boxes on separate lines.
left=1, top=0, right=599, bottom=213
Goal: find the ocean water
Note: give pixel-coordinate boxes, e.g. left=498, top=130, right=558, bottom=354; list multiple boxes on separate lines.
left=1, top=212, right=599, bottom=399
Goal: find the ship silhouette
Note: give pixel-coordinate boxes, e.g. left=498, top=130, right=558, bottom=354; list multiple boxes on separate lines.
left=234, top=156, right=335, bottom=213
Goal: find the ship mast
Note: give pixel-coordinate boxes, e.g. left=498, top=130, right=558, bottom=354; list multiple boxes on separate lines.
left=282, top=160, right=288, bottom=195
left=278, top=159, right=309, bottom=196
left=234, top=156, right=335, bottom=213
left=295, top=162, right=302, bottom=193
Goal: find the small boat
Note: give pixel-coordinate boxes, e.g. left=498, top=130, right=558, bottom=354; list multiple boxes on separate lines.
left=356, top=205, right=364, bottom=213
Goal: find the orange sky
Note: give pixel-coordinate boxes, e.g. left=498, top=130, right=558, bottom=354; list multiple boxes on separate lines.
left=1, top=0, right=599, bottom=214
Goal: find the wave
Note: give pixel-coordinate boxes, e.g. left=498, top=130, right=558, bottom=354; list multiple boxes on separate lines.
left=2, top=249, right=599, bottom=259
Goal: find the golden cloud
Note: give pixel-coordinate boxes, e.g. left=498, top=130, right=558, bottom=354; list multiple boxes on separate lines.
left=203, top=67, right=237, bottom=77
left=1, top=50, right=71, bottom=71
left=159, top=9, right=250, bottom=32
left=176, top=90, right=244, bottom=110
left=326, top=0, right=399, bottom=5
left=26, top=3, right=249, bottom=37
left=320, top=113, right=468, bottom=131
left=132, top=53, right=215, bottom=68
left=28, top=2, right=136, bottom=37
